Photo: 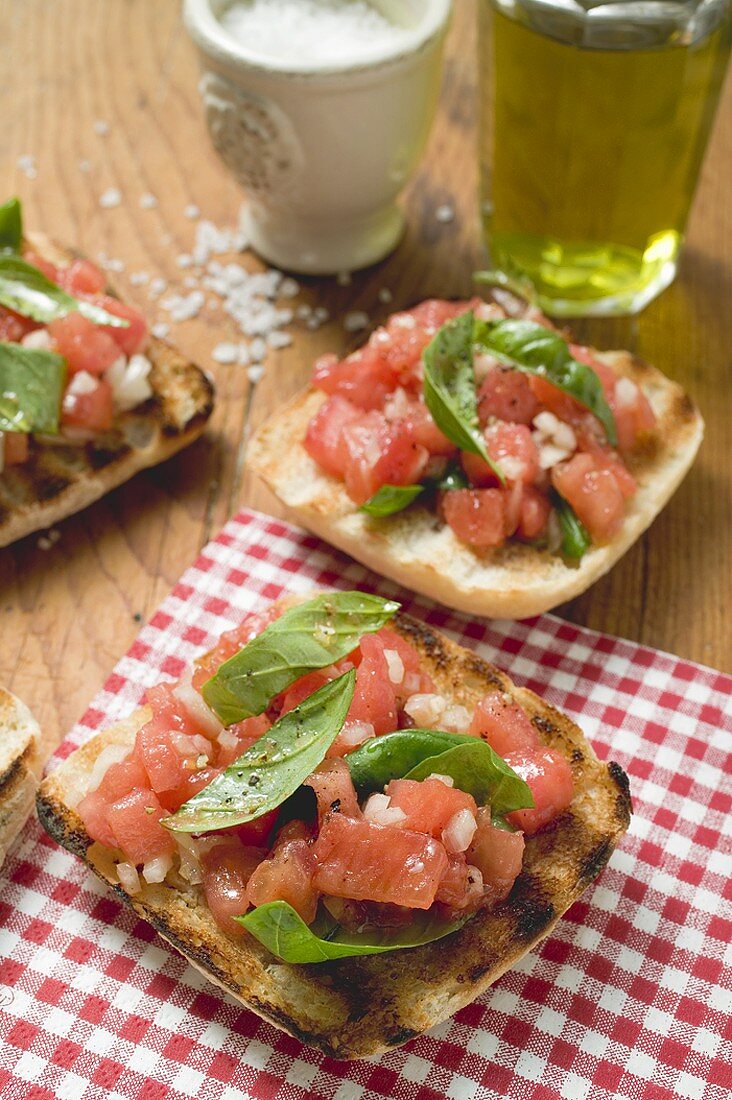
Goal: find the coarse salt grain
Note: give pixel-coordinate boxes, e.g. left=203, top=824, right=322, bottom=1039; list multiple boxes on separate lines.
left=93, top=119, right=110, bottom=136
left=18, top=154, right=38, bottom=180
left=248, top=364, right=265, bottom=383
left=185, top=204, right=201, bottom=219
left=129, top=271, right=149, bottom=286
left=344, top=310, right=369, bottom=332
left=212, top=342, right=239, bottom=365
left=267, top=330, right=292, bottom=349
left=151, top=322, right=170, bottom=340
left=435, top=203, right=455, bottom=223
left=139, top=193, right=158, bottom=210
left=78, top=159, right=91, bottom=174
left=99, top=188, right=122, bottom=209
left=378, top=287, right=393, bottom=304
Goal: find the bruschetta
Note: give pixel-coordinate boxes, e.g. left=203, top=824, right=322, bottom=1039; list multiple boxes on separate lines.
left=37, top=591, right=630, bottom=1057
left=0, top=687, right=42, bottom=867
left=0, top=197, right=214, bottom=547
left=247, top=297, right=703, bottom=618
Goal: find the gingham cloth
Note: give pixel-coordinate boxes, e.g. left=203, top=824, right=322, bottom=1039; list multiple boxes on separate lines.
left=1, top=509, right=730, bottom=1100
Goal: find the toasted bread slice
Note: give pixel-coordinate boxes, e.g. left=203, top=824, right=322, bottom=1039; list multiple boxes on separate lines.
left=37, top=610, right=631, bottom=1058
left=0, top=233, right=214, bottom=548
left=0, top=687, right=42, bottom=867
left=247, top=351, right=703, bottom=619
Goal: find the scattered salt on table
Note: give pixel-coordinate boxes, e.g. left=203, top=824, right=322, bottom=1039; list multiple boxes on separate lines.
left=99, top=188, right=122, bottom=209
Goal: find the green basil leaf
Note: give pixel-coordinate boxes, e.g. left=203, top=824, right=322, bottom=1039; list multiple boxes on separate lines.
left=552, top=491, right=591, bottom=561
left=474, top=318, right=617, bottom=446
left=474, top=267, right=538, bottom=305
left=202, top=591, right=399, bottom=726
left=0, top=255, right=128, bottom=328
left=239, top=900, right=464, bottom=963
left=422, top=311, right=505, bottom=485
left=0, top=341, right=66, bottom=433
left=166, top=670, right=356, bottom=833
left=404, top=740, right=533, bottom=819
left=360, top=483, right=425, bottom=517
left=0, top=198, right=22, bottom=253
left=346, top=728, right=478, bottom=796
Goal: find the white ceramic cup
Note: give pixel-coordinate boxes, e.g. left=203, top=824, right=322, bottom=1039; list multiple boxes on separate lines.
left=184, top=0, right=452, bottom=274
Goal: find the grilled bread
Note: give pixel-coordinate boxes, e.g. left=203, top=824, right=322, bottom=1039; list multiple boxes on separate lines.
left=0, top=233, right=214, bottom=548
left=247, top=350, right=703, bottom=619
left=0, top=688, right=42, bottom=867
left=37, top=610, right=631, bottom=1058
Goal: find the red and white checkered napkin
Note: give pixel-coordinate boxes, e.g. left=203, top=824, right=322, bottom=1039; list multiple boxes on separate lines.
left=1, top=510, right=730, bottom=1100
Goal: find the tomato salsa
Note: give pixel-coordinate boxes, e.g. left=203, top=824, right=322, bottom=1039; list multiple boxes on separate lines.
left=78, top=596, right=574, bottom=949
left=0, top=196, right=150, bottom=471
left=304, top=299, right=656, bottom=556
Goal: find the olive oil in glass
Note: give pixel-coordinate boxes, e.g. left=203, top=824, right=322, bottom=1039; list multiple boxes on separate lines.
left=479, top=0, right=731, bottom=316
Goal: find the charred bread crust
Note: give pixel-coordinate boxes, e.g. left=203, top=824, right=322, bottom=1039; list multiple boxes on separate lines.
left=37, top=611, right=631, bottom=1058
left=246, top=349, right=703, bottom=619
left=0, top=233, right=214, bottom=549
left=0, top=687, right=42, bottom=866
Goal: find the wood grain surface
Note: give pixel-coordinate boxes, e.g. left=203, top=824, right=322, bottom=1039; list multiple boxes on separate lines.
left=1, top=0, right=730, bottom=757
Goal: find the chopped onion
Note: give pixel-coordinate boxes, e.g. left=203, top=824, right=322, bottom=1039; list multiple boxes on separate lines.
left=363, top=793, right=407, bottom=827
left=172, top=670, right=223, bottom=738
left=442, top=809, right=478, bottom=854
left=175, top=835, right=204, bottom=885
left=171, top=732, right=211, bottom=758
left=142, top=853, right=173, bottom=884
left=67, top=370, right=98, bottom=397
left=383, top=649, right=404, bottom=686
left=117, top=862, right=141, bottom=895
left=338, top=719, right=375, bottom=748
left=87, top=744, right=130, bottom=792
left=403, top=672, right=422, bottom=695
left=106, top=353, right=154, bottom=412
left=217, top=728, right=239, bottom=750
left=441, top=704, right=471, bottom=734
left=426, top=772, right=455, bottom=788
left=404, top=693, right=446, bottom=727
left=21, top=329, right=54, bottom=350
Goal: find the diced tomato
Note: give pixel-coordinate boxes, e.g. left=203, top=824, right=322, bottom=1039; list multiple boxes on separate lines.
left=306, top=758, right=361, bottom=821
left=443, top=488, right=507, bottom=548
left=304, top=395, right=362, bottom=478
left=467, top=808, right=525, bottom=903
left=347, top=634, right=397, bottom=735
left=246, top=838, right=318, bottom=924
left=434, top=854, right=475, bottom=910
left=280, top=669, right=335, bottom=715
left=105, top=787, right=174, bottom=864
left=235, top=808, right=280, bottom=849
left=313, top=350, right=396, bottom=410
left=49, top=312, right=121, bottom=376
left=76, top=789, right=119, bottom=850
left=4, top=433, right=29, bottom=465
left=192, top=606, right=280, bottom=690
left=342, top=411, right=429, bottom=505
left=0, top=306, right=36, bottom=342
left=463, top=422, right=539, bottom=488
left=516, top=486, right=552, bottom=540
left=78, top=753, right=152, bottom=848
left=403, top=400, right=455, bottom=457
left=215, top=713, right=271, bottom=768
left=90, top=295, right=148, bottom=357
left=134, top=683, right=202, bottom=794
left=468, top=691, right=538, bottom=757
left=504, top=747, right=574, bottom=835
left=376, top=626, right=434, bottom=704
left=61, top=376, right=114, bottom=432
left=23, top=251, right=59, bottom=283
left=202, top=839, right=265, bottom=937
left=157, top=766, right=219, bottom=814
left=576, top=427, right=637, bottom=500
left=313, top=814, right=449, bottom=909
left=530, top=374, right=583, bottom=426
left=552, top=453, right=625, bottom=543
left=56, top=259, right=107, bottom=297
left=385, top=778, right=477, bottom=839
left=478, top=366, right=539, bottom=427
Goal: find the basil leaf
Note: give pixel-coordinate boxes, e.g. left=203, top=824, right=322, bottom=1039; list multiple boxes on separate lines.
left=0, top=198, right=22, bottom=253
left=239, top=900, right=464, bottom=963
left=0, top=255, right=128, bottom=328
left=346, top=728, right=478, bottom=796
left=474, top=267, right=538, bottom=305
left=360, top=483, right=425, bottom=517
left=422, top=311, right=505, bottom=484
left=552, top=491, right=591, bottom=561
left=404, top=740, right=533, bottom=819
left=202, top=591, right=399, bottom=726
left=166, top=670, right=356, bottom=833
left=474, top=318, right=617, bottom=446
left=0, top=341, right=66, bottom=433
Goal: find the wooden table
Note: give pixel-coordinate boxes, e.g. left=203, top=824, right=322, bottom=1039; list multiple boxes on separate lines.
left=2, top=0, right=730, bottom=755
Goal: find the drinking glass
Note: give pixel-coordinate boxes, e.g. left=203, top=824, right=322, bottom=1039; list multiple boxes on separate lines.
left=478, top=0, right=731, bottom=316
